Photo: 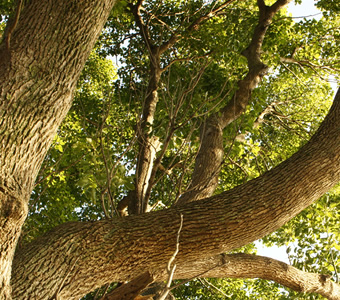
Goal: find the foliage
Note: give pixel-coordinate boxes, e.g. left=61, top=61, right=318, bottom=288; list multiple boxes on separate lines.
left=0, top=0, right=14, bottom=18
left=23, top=50, right=132, bottom=241
left=21, top=0, right=340, bottom=298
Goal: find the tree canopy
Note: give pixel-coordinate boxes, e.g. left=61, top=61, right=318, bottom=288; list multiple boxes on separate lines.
left=0, top=0, right=339, bottom=299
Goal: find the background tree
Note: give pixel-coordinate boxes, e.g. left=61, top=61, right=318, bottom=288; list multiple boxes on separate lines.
left=0, top=0, right=339, bottom=299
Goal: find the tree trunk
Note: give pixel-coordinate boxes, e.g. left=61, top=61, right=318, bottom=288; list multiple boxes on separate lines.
left=11, top=89, right=340, bottom=299
left=0, top=0, right=117, bottom=298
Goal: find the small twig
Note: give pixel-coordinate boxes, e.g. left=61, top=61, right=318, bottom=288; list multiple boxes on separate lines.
left=100, top=189, right=111, bottom=218
left=199, top=278, right=233, bottom=298
left=228, top=156, right=248, bottom=183
left=330, top=249, right=339, bottom=284
left=157, top=213, right=184, bottom=300
left=280, top=62, right=307, bottom=87
left=99, top=103, right=118, bottom=218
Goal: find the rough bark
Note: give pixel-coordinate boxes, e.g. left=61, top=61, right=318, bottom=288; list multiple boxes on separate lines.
left=0, top=0, right=117, bottom=298
left=11, top=88, right=340, bottom=299
left=177, top=0, right=291, bottom=205
left=172, top=254, right=340, bottom=300
left=1, top=0, right=339, bottom=299
left=101, top=272, right=154, bottom=300
left=176, top=118, right=224, bottom=204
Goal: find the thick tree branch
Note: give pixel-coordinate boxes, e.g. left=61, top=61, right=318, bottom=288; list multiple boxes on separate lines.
left=127, top=2, right=164, bottom=214
left=174, top=253, right=340, bottom=300
left=219, top=0, right=291, bottom=129
left=177, top=0, right=292, bottom=205
left=129, top=1, right=153, bottom=53
left=176, top=117, right=224, bottom=205
left=12, top=88, right=340, bottom=299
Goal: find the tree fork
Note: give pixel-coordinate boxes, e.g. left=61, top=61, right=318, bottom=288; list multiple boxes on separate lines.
left=12, top=88, right=340, bottom=299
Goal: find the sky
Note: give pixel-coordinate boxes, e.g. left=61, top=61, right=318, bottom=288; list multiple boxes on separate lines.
left=287, top=0, right=322, bottom=20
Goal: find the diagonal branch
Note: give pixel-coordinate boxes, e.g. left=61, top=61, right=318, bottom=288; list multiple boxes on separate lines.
left=280, top=57, right=340, bottom=75
left=177, top=0, right=292, bottom=205
left=127, top=0, right=239, bottom=213
left=12, top=88, right=340, bottom=299
left=100, top=271, right=154, bottom=300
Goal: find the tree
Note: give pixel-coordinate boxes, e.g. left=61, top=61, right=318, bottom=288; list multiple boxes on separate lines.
left=0, top=0, right=339, bottom=299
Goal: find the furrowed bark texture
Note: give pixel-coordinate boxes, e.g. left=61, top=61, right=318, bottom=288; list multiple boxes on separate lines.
left=12, top=88, right=340, bottom=299
left=177, top=0, right=291, bottom=205
left=102, top=271, right=154, bottom=300
left=0, top=0, right=117, bottom=298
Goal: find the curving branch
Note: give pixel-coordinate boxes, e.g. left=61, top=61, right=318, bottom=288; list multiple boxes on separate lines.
left=218, top=0, right=292, bottom=129
left=177, top=0, right=292, bottom=205
left=11, top=88, right=340, bottom=299
left=171, top=253, right=340, bottom=300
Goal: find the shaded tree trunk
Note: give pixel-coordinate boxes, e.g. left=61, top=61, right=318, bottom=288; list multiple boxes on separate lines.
left=11, top=88, right=340, bottom=299
left=0, top=0, right=117, bottom=298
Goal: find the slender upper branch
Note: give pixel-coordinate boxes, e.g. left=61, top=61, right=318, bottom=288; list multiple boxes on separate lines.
left=177, top=0, right=292, bottom=205
left=128, top=0, right=240, bottom=211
